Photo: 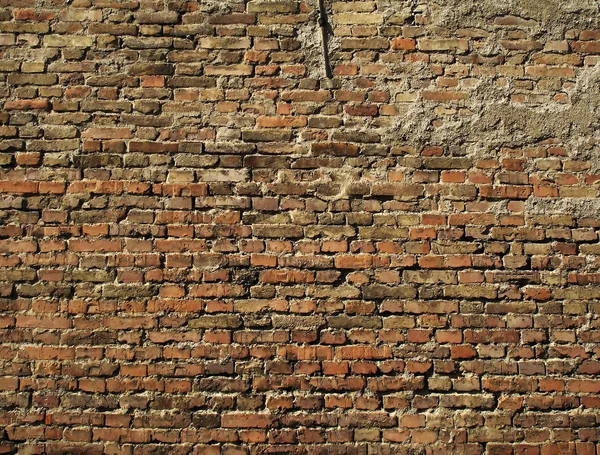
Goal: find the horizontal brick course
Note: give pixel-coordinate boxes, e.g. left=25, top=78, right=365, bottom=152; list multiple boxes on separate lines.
left=0, top=0, right=600, bottom=453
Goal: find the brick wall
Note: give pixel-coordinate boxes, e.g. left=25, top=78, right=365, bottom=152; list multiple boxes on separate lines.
left=2, top=0, right=600, bottom=453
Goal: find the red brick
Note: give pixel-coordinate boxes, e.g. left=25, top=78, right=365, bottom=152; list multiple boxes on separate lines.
left=221, top=414, right=273, bottom=428
left=0, top=8, right=595, bottom=453
left=4, top=99, right=49, bottom=110
left=391, top=38, right=416, bottom=50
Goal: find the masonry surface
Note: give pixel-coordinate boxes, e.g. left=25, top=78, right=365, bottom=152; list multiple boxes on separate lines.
left=1, top=0, right=600, bottom=453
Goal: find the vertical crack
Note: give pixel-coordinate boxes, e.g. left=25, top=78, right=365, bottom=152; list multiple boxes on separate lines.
left=318, top=0, right=333, bottom=79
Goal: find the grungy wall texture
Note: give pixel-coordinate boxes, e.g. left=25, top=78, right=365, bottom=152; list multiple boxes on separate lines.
left=2, top=0, right=600, bottom=454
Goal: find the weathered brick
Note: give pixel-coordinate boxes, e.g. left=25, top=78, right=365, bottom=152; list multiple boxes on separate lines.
left=311, top=142, right=359, bottom=156
left=4, top=99, right=49, bottom=110
left=45, top=35, right=94, bottom=47
left=418, top=39, right=469, bottom=52
left=7, top=74, right=57, bottom=85
left=189, top=315, right=242, bottom=329
left=404, top=270, right=458, bottom=284
left=247, top=1, right=298, bottom=13
left=222, top=413, right=274, bottom=428
left=135, top=11, right=179, bottom=24
left=199, top=37, right=252, bottom=49
left=127, top=64, right=174, bottom=76
left=242, top=129, right=293, bottom=142
left=334, top=13, right=384, bottom=25
left=0, top=4, right=597, bottom=453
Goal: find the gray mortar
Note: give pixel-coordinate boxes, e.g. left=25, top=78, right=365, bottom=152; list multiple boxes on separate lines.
left=426, top=0, right=600, bottom=38
left=526, top=197, right=600, bottom=216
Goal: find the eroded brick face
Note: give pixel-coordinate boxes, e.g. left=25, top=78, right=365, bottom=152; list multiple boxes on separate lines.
left=1, top=0, right=600, bottom=454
